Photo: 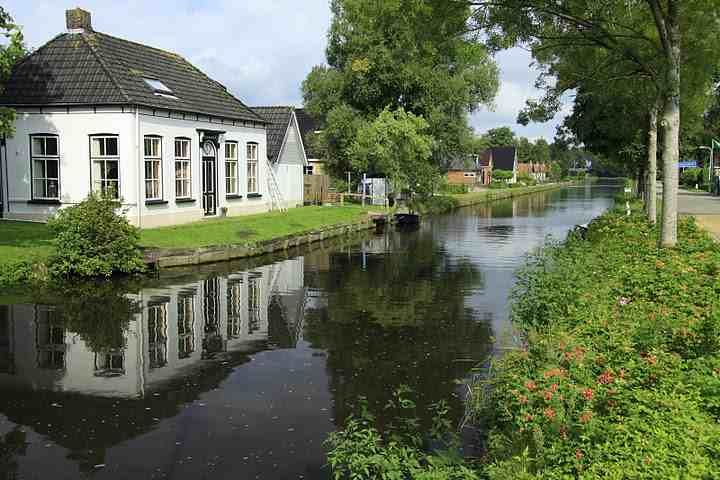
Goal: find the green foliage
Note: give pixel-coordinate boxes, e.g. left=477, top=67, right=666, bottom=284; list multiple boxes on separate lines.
left=302, top=0, right=499, bottom=178
left=350, top=107, right=436, bottom=198
left=47, top=194, right=145, bottom=278
left=517, top=173, right=537, bottom=186
left=0, top=6, right=26, bottom=137
left=482, top=127, right=516, bottom=148
left=326, top=389, right=479, bottom=480
left=475, top=208, right=720, bottom=479
left=680, top=167, right=704, bottom=187
left=492, top=170, right=513, bottom=182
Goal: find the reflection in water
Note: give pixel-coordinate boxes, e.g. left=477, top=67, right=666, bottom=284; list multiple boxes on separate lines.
left=0, top=183, right=620, bottom=479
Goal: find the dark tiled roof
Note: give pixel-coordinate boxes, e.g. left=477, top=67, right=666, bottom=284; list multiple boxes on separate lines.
left=252, top=106, right=293, bottom=162
left=295, top=108, right=320, bottom=158
left=491, top=146, right=516, bottom=171
left=0, top=31, right=264, bottom=123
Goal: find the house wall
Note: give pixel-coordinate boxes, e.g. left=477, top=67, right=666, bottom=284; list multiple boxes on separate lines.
left=1, top=106, right=270, bottom=227
left=272, top=115, right=305, bottom=207
left=307, top=159, right=325, bottom=175
left=447, top=170, right=477, bottom=185
left=138, top=111, right=269, bottom=227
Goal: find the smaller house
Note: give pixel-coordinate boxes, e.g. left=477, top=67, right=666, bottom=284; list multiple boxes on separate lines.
left=295, top=108, right=325, bottom=175
left=447, top=151, right=492, bottom=187
left=252, top=106, right=307, bottom=207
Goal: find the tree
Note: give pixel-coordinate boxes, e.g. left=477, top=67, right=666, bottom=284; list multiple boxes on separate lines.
left=0, top=6, right=26, bottom=136
left=303, top=0, right=499, bottom=179
left=469, top=0, right=720, bottom=246
left=482, top=126, right=516, bottom=148
left=350, top=107, right=435, bottom=198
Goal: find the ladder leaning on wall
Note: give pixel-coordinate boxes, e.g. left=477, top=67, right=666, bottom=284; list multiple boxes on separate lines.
left=266, top=158, right=287, bottom=212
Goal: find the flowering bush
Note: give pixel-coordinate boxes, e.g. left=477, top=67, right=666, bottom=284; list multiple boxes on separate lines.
left=475, top=206, right=720, bottom=478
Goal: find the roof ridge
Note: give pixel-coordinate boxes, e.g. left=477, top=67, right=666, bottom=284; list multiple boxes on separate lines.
left=80, top=33, right=132, bottom=103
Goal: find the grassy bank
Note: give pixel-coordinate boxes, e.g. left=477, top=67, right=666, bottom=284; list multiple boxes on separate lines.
left=0, top=205, right=378, bottom=286
left=474, top=207, right=720, bottom=478
left=139, top=205, right=378, bottom=250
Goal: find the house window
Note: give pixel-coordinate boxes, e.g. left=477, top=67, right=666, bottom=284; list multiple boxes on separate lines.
left=248, top=274, right=261, bottom=334
left=147, top=302, right=168, bottom=369
left=463, top=172, right=476, bottom=177
left=144, top=136, right=162, bottom=201
left=225, top=142, right=238, bottom=195
left=304, top=165, right=314, bottom=175
left=247, top=143, right=258, bottom=194
left=175, top=138, right=192, bottom=199
left=35, top=307, right=65, bottom=370
left=31, top=135, right=60, bottom=200
left=143, top=78, right=173, bottom=94
left=177, top=295, right=195, bottom=359
left=227, top=280, right=243, bottom=339
left=94, top=351, right=125, bottom=377
left=91, top=136, right=120, bottom=199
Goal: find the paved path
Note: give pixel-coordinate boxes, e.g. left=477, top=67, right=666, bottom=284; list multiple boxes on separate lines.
left=678, top=189, right=720, bottom=240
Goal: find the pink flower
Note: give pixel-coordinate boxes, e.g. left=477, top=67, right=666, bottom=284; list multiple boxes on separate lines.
left=582, top=388, right=594, bottom=401
left=543, top=408, right=556, bottom=420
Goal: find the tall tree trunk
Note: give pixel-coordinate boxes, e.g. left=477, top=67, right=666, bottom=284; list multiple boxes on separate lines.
left=660, top=4, right=680, bottom=247
left=646, top=103, right=658, bottom=224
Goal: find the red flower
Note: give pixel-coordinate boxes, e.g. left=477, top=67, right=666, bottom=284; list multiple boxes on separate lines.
left=582, top=388, right=594, bottom=401
left=580, top=411, right=593, bottom=423
left=549, top=383, right=559, bottom=392
left=524, top=414, right=534, bottom=422
left=575, top=449, right=584, bottom=460
left=524, top=380, right=537, bottom=391
left=518, top=394, right=528, bottom=404
left=597, top=370, right=615, bottom=385
left=543, top=408, right=556, bottom=420
left=544, top=390, right=554, bottom=401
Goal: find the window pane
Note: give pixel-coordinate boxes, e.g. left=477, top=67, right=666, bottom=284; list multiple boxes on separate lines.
left=144, top=138, right=152, bottom=157
left=91, top=138, right=101, bottom=157
left=105, top=137, right=118, bottom=156
left=47, top=180, right=59, bottom=198
left=33, top=179, right=46, bottom=198
left=46, top=159, right=59, bottom=179
left=33, top=159, right=46, bottom=178
left=32, top=138, right=45, bottom=156
left=45, top=137, right=58, bottom=156
left=145, top=161, right=153, bottom=178
left=106, top=160, right=119, bottom=180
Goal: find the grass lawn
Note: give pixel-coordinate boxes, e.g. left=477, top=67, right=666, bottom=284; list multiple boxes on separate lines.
left=139, top=205, right=378, bottom=250
left=0, top=220, right=54, bottom=264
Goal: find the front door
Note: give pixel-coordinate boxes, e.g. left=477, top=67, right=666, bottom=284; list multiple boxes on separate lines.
left=201, top=141, right=217, bottom=216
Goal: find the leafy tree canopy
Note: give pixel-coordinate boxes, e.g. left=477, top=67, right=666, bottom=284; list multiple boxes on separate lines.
left=302, top=0, right=499, bottom=179
left=0, top=6, right=26, bottom=136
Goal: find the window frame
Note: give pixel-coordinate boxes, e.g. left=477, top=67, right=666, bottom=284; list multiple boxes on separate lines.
left=246, top=142, right=259, bottom=195
left=89, top=134, right=121, bottom=199
left=225, top=141, right=239, bottom=197
left=29, top=134, right=61, bottom=201
left=147, top=300, right=169, bottom=369
left=144, top=135, right=163, bottom=202
left=174, top=137, right=192, bottom=201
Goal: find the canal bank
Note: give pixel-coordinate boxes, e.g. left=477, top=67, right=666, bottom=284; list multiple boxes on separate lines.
left=0, top=182, right=619, bottom=479
left=146, top=181, right=577, bottom=270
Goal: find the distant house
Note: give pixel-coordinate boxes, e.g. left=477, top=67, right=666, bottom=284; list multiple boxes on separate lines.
left=252, top=107, right=307, bottom=207
left=491, top=146, right=518, bottom=183
left=295, top=108, right=325, bottom=176
left=446, top=151, right=493, bottom=187
left=518, top=162, right=547, bottom=182
left=0, top=8, right=280, bottom=227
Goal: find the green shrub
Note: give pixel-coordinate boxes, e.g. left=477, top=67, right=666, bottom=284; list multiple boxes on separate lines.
left=47, top=194, right=146, bottom=278
left=681, top=167, right=703, bottom=187
left=488, top=180, right=508, bottom=189
left=474, top=209, right=720, bottom=479
left=439, top=183, right=470, bottom=194
left=517, top=173, right=538, bottom=186
left=326, top=389, right=479, bottom=480
left=493, top=170, right=513, bottom=182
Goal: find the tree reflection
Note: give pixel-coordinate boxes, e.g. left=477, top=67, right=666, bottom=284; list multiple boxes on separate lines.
left=37, top=280, right=140, bottom=353
left=304, top=229, right=492, bottom=431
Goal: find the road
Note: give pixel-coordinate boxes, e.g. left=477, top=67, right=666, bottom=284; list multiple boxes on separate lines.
left=678, top=188, right=720, bottom=240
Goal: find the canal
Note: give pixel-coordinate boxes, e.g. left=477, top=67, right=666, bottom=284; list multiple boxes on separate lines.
left=0, top=182, right=619, bottom=479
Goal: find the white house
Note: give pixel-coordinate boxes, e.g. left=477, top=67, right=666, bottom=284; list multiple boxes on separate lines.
left=252, top=106, right=307, bottom=207
left=0, top=8, right=283, bottom=228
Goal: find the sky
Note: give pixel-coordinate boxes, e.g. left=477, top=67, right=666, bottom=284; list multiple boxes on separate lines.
left=6, top=0, right=568, bottom=141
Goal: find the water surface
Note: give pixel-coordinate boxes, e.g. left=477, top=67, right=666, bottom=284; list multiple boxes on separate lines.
left=0, top=182, right=619, bottom=479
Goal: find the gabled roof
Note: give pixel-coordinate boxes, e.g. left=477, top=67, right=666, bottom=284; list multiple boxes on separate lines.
left=491, top=146, right=517, bottom=171
left=0, top=31, right=264, bottom=123
left=252, top=106, right=294, bottom=162
left=295, top=108, right=321, bottom=158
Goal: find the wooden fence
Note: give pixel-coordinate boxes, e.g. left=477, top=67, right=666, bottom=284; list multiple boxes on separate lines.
left=304, top=175, right=330, bottom=204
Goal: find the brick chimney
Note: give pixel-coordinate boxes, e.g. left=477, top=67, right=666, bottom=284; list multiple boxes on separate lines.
left=66, top=8, right=92, bottom=33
